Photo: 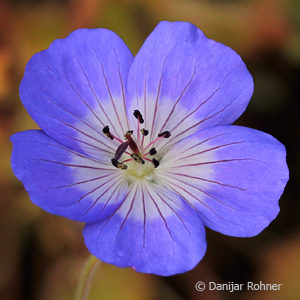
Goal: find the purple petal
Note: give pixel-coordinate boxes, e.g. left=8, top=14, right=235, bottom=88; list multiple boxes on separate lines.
left=126, top=21, right=253, bottom=146
left=20, top=29, right=133, bottom=157
left=159, top=125, right=288, bottom=237
left=10, top=130, right=127, bottom=223
left=83, top=182, right=206, bottom=276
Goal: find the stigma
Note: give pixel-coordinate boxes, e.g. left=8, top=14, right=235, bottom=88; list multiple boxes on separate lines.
left=102, top=110, right=171, bottom=171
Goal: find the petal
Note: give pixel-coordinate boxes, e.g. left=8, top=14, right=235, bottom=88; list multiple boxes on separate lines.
left=83, top=181, right=207, bottom=276
left=158, top=125, right=288, bottom=237
left=20, top=29, right=133, bottom=158
left=10, top=130, right=129, bottom=223
left=126, top=21, right=253, bottom=147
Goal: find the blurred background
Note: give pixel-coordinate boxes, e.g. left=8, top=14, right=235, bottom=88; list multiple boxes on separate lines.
left=0, top=0, right=299, bottom=299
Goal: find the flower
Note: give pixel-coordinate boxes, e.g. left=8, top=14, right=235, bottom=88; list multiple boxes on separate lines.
left=11, top=21, right=289, bottom=276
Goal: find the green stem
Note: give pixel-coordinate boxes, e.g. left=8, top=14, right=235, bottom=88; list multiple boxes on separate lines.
left=75, top=255, right=100, bottom=300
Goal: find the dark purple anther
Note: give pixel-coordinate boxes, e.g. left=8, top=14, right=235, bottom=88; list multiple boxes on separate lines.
left=114, top=142, right=128, bottom=161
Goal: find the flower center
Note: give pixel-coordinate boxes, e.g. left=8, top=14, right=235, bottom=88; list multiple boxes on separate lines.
left=102, top=110, right=171, bottom=180
left=125, top=160, right=155, bottom=181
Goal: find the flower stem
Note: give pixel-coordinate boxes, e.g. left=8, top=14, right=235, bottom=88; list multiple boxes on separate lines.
left=75, top=255, right=100, bottom=300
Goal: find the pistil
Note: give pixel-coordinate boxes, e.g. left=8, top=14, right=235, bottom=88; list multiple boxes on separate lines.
left=125, top=131, right=140, bottom=154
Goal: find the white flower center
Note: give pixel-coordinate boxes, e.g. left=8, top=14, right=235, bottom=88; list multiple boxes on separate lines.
left=125, top=161, right=156, bottom=182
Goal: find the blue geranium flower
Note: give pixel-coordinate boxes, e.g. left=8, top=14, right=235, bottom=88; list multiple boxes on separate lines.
left=11, top=21, right=288, bottom=276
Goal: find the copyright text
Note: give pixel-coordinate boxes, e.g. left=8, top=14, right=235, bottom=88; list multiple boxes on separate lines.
left=195, top=281, right=282, bottom=292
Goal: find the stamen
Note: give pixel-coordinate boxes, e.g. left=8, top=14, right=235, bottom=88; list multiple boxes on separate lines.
left=102, top=125, right=114, bottom=140
left=140, top=129, right=149, bottom=136
left=152, top=158, right=160, bottom=168
left=143, top=157, right=159, bottom=168
left=102, top=125, right=124, bottom=143
left=140, top=128, right=148, bottom=151
left=131, top=153, right=145, bottom=164
left=111, top=158, right=128, bottom=169
left=149, top=148, right=157, bottom=156
left=143, top=130, right=172, bottom=152
left=114, top=142, right=128, bottom=161
left=133, top=110, right=144, bottom=124
left=134, top=110, right=144, bottom=147
left=158, top=131, right=171, bottom=138
left=106, top=112, right=166, bottom=171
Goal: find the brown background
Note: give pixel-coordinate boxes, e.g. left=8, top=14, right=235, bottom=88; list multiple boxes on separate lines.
left=0, top=0, right=299, bottom=299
